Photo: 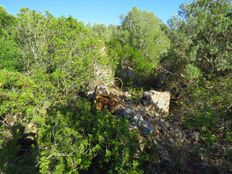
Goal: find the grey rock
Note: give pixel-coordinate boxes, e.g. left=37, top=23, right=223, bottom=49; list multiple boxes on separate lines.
left=114, top=107, right=154, bottom=136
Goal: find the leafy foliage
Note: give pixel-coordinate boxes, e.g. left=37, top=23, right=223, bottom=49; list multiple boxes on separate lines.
left=155, top=0, right=232, bottom=171
left=38, top=99, right=143, bottom=174
left=0, top=7, right=20, bottom=71
left=0, top=70, right=145, bottom=173
left=167, top=0, right=232, bottom=76
left=16, top=8, right=113, bottom=93
left=0, top=0, right=232, bottom=173
left=109, top=7, right=170, bottom=86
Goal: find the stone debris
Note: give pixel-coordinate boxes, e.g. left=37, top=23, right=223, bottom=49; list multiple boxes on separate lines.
left=86, top=84, right=232, bottom=172
left=89, top=62, right=114, bottom=90
left=114, top=108, right=154, bottom=136
left=89, top=84, right=172, bottom=137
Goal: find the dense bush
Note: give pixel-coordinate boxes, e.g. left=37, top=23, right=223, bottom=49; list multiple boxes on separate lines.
left=16, top=8, right=114, bottom=93
left=0, top=7, right=20, bottom=71
left=109, top=7, right=170, bottom=86
left=0, top=0, right=231, bottom=173
left=155, top=0, right=232, bottom=170
left=0, top=69, right=148, bottom=173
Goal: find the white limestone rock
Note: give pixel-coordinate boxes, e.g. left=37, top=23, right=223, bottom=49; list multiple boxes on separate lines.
left=143, top=90, right=171, bottom=116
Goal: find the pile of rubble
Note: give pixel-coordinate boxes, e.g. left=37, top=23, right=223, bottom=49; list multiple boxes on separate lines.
left=87, top=84, right=189, bottom=143
left=86, top=84, right=231, bottom=172
left=89, top=85, right=171, bottom=133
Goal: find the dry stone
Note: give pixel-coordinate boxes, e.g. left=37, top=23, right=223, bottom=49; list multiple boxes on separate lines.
left=143, top=90, right=171, bottom=117
left=89, top=62, right=114, bottom=90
